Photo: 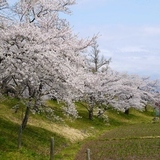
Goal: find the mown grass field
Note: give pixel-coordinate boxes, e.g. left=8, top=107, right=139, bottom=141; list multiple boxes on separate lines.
left=0, top=96, right=159, bottom=160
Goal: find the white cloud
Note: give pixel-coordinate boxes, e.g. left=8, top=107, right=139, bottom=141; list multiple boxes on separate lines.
left=108, top=51, right=160, bottom=78
left=119, top=46, right=149, bottom=53
left=90, top=25, right=160, bottom=79
left=143, top=26, right=160, bottom=36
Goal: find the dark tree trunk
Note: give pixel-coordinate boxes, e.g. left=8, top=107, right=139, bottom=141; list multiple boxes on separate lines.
left=18, top=106, right=30, bottom=148
left=144, top=105, right=148, bottom=112
left=21, top=106, right=30, bottom=129
left=88, top=109, right=93, bottom=120
left=124, top=108, right=129, bottom=115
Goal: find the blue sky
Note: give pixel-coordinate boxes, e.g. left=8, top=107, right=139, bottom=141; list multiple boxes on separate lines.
left=8, top=0, right=160, bottom=79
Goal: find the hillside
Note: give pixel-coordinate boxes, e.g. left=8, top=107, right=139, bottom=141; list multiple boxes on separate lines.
left=0, top=96, right=159, bottom=160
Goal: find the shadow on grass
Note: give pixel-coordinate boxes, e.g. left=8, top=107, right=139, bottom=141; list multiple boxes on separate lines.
left=0, top=117, right=70, bottom=160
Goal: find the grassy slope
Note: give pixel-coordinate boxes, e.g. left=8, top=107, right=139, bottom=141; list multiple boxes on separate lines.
left=0, top=97, right=159, bottom=160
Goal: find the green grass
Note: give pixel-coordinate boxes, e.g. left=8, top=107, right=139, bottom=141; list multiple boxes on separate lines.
left=75, top=123, right=160, bottom=160
left=0, top=97, right=70, bottom=160
left=0, top=97, right=159, bottom=160
left=0, top=117, right=70, bottom=160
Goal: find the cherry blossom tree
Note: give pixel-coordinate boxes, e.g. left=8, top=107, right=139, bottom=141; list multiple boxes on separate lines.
left=78, top=72, right=102, bottom=120
left=80, top=66, right=159, bottom=120
left=0, top=0, right=96, bottom=147
left=107, top=73, right=159, bottom=114
left=78, top=68, right=121, bottom=120
left=78, top=40, right=112, bottom=120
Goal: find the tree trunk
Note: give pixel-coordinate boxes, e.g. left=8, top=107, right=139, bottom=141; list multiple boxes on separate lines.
left=144, top=105, right=148, bottom=112
left=124, top=108, right=129, bottom=115
left=88, top=109, right=93, bottom=120
left=22, top=106, right=30, bottom=129
left=18, top=106, right=30, bottom=148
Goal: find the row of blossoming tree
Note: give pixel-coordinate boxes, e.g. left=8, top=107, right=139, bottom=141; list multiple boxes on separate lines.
left=0, top=0, right=160, bottom=147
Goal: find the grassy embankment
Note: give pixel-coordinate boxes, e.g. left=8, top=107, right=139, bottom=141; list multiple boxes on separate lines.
left=0, top=96, right=159, bottom=160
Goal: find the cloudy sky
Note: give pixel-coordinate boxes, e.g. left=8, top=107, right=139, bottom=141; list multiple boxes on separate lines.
left=8, top=0, right=160, bottom=79
left=65, top=0, right=160, bottom=80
